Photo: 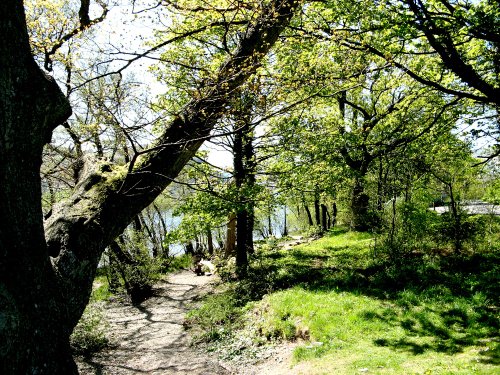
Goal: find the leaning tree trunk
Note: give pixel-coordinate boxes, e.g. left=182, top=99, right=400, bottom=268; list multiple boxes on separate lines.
left=0, top=0, right=299, bottom=372
left=304, top=204, right=314, bottom=226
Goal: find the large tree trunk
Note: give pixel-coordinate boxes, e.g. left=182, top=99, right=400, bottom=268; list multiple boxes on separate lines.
left=331, top=202, right=337, bottom=228
left=243, top=112, right=256, bottom=255
left=234, top=116, right=248, bottom=271
left=233, top=89, right=256, bottom=270
left=0, top=0, right=299, bottom=372
left=351, top=177, right=370, bottom=231
left=206, top=228, right=214, bottom=256
left=236, top=210, right=249, bottom=274
left=321, top=204, right=328, bottom=232
left=0, top=0, right=75, bottom=373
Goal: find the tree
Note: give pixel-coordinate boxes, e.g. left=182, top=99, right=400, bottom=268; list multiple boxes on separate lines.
left=302, top=0, right=499, bottom=106
left=0, top=0, right=300, bottom=372
left=232, top=89, right=258, bottom=273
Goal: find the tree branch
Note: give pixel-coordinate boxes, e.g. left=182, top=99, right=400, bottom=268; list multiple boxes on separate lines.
left=44, top=0, right=301, bottom=324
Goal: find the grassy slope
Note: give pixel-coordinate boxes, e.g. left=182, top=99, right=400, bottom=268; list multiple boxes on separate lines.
left=189, top=228, right=500, bottom=374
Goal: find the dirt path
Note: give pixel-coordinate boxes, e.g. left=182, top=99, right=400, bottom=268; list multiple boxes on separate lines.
left=77, top=270, right=232, bottom=375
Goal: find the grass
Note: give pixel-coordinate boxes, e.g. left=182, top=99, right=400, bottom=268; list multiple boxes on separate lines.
left=188, top=227, right=500, bottom=374
left=90, top=275, right=112, bottom=302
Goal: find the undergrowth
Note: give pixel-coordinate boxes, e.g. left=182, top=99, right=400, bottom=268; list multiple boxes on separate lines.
left=70, top=303, right=109, bottom=356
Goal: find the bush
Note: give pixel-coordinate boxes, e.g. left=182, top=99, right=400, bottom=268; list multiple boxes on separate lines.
left=162, top=253, right=192, bottom=272
left=214, top=256, right=237, bottom=282
left=122, top=251, right=161, bottom=304
left=107, top=232, right=162, bottom=304
left=70, top=303, right=109, bottom=356
left=375, top=201, right=440, bottom=261
left=433, top=210, right=486, bottom=252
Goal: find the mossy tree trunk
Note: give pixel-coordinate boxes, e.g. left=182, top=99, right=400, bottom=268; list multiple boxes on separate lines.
left=0, top=0, right=299, bottom=372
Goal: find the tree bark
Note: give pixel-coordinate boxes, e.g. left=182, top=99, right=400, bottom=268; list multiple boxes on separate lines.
left=0, top=0, right=75, bottom=372
left=233, top=89, right=256, bottom=268
left=332, top=202, right=338, bottom=228
left=0, top=0, right=299, bottom=371
left=225, top=212, right=237, bottom=258
left=243, top=109, right=256, bottom=255
left=321, top=204, right=328, bottom=232
left=351, top=177, right=370, bottom=231
left=447, top=182, right=462, bottom=253
left=268, top=208, right=273, bottom=236
left=185, top=241, right=195, bottom=255
left=236, top=210, right=249, bottom=274
left=206, top=228, right=214, bottom=256
left=314, top=195, right=321, bottom=228
left=233, top=114, right=248, bottom=270
left=304, top=204, right=314, bottom=226
left=283, top=205, right=288, bottom=236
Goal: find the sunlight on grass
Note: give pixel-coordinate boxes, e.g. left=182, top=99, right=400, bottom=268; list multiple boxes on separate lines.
left=90, top=275, right=111, bottom=302
left=190, top=228, right=500, bottom=373
left=246, top=230, right=499, bottom=374
left=250, top=286, right=498, bottom=374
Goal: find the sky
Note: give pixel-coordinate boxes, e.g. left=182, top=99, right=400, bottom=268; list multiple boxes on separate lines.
left=88, top=0, right=233, bottom=167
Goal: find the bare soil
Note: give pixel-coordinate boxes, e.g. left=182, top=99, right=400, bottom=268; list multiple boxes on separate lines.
left=76, top=270, right=302, bottom=375
left=76, top=271, right=232, bottom=374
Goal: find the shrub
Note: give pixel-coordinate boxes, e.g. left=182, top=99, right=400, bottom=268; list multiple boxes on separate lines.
left=214, top=256, right=237, bottom=282
left=70, top=303, right=109, bottom=356
left=433, top=210, right=486, bottom=252
left=162, top=253, right=192, bottom=272
left=122, top=250, right=161, bottom=304
left=106, top=232, right=162, bottom=304
left=375, top=201, right=440, bottom=261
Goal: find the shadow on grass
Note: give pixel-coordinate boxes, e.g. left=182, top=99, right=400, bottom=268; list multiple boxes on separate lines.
left=242, top=238, right=500, bottom=358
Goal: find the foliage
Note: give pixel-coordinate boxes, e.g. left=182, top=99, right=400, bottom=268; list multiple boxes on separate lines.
left=9, top=0, right=500, bottom=370
left=483, top=178, right=500, bottom=204
left=375, top=200, right=440, bottom=260
left=89, top=275, right=112, bottom=302
left=121, top=255, right=160, bottom=304
left=70, top=303, right=109, bottom=356
left=213, top=256, right=238, bottom=282
left=106, top=230, right=162, bottom=304
left=163, top=253, right=193, bottom=272
left=434, top=211, right=487, bottom=251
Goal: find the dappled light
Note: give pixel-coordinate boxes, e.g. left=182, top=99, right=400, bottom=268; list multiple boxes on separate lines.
left=1, top=0, right=499, bottom=373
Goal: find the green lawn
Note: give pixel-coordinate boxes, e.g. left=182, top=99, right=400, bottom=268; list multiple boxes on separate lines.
left=189, top=228, right=500, bottom=374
